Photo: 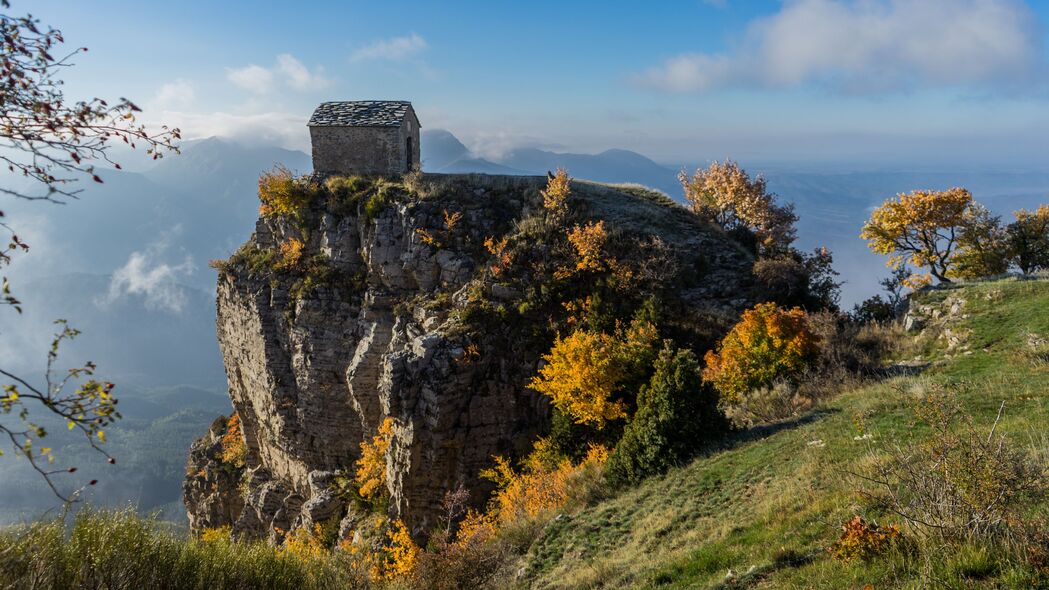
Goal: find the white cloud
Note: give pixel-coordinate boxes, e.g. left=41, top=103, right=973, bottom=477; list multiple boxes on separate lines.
left=350, top=33, right=428, bottom=62
left=101, top=228, right=195, bottom=313
left=226, top=54, right=329, bottom=94
left=637, top=0, right=1041, bottom=94
left=148, top=110, right=310, bottom=151
left=151, top=79, right=195, bottom=110
left=227, top=64, right=276, bottom=94
left=275, top=54, right=330, bottom=91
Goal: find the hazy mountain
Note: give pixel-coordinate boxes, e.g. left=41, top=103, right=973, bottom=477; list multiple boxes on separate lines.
left=499, top=147, right=681, bottom=196
left=421, top=130, right=527, bottom=174
left=421, top=128, right=681, bottom=194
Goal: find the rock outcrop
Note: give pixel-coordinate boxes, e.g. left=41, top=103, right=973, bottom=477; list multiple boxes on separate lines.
left=184, top=173, right=760, bottom=542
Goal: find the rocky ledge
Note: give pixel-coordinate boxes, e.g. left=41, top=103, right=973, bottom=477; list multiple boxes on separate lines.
left=184, top=173, right=760, bottom=543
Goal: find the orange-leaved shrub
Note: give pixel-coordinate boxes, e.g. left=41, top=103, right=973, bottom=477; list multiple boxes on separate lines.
left=702, top=302, right=820, bottom=403
left=355, top=417, right=394, bottom=501
left=374, top=519, right=419, bottom=580
left=529, top=318, right=657, bottom=429
left=829, top=516, right=903, bottom=563
left=483, top=236, right=512, bottom=276
left=542, top=168, right=571, bottom=213
left=276, top=238, right=304, bottom=270
left=411, top=487, right=507, bottom=590
left=220, top=413, right=247, bottom=467
left=565, top=221, right=609, bottom=275
left=480, top=439, right=609, bottom=527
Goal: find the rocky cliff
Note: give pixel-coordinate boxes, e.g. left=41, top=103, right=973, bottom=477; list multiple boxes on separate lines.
left=184, top=173, right=760, bottom=542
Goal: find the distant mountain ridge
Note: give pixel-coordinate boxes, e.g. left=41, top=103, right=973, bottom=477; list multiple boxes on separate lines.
left=421, top=129, right=681, bottom=195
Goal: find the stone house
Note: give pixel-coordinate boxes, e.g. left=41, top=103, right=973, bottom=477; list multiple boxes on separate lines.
left=308, top=100, right=421, bottom=176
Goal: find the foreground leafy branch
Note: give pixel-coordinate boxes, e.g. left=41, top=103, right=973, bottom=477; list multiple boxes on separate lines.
left=0, top=0, right=179, bottom=499
left=0, top=321, right=121, bottom=501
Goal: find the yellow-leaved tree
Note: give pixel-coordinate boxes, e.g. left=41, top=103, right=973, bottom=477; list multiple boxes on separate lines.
left=529, top=319, right=657, bottom=429
left=860, top=187, right=976, bottom=286
left=542, top=168, right=571, bottom=214
left=355, top=417, right=394, bottom=500
left=702, top=303, right=820, bottom=403
left=678, top=160, right=797, bottom=252
left=258, top=165, right=312, bottom=217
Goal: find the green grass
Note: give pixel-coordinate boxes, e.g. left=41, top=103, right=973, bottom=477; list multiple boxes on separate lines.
left=0, top=508, right=367, bottom=590
left=517, top=278, right=1049, bottom=589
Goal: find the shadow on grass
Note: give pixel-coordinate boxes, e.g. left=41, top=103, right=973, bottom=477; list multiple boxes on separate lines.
left=725, top=407, right=840, bottom=449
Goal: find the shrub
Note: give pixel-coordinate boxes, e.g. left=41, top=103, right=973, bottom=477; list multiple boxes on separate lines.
left=276, top=238, right=304, bottom=270
left=701, top=303, right=820, bottom=403
left=374, top=519, right=419, bottom=581
left=542, top=168, right=571, bottom=214
left=606, top=346, right=726, bottom=486
left=529, top=319, right=657, bottom=429
left=220, top=413, right=247, bottom=468
left=279, top=524, right=328, bottom=561
left=480, top=442, right=609, bottom=527
left=199, top=525, right=231, bottom=543
left=753, top=247, right=841, bottom=311
left=1006, top=205, right=1049, bottom=275
left=412, top=487, right=508, bottom=590
left=356, top=418, right=394, bottom=501
left=258, top=165, right=312, bottom=217
left=720, top=380, right=812, bottom=428
left=363, top=182, right=394, bottom=223
left=829, top=515, right=903, bottom=563
left=860, top=385, right=1046, bottom=542
left=851, top=295, right=896, bottom=324
left=564, top=220, right=609, bottom=275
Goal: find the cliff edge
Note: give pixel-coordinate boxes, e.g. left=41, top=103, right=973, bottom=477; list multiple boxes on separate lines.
left=184, top=172, right=760, bottom=542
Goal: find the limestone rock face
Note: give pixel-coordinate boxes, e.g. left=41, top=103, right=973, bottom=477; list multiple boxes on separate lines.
left=183, top=416, right=245, bottom=533
left=184, top=174, right=760, bottom=541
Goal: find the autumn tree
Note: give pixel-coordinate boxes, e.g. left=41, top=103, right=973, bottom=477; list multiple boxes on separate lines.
left=860, top=187, right=976, bottom=286
left=356, top=417, right=394, bottom=501
left=528, top=318, right=657, bottom=429
left=702, top=303, right=820, bottom=403
left=1006, top=205, right=1049, bottom=275
left=950, top=203, right=1009, bottom=280
left=678, top=160, right=797, bottom=253
left=0, top=1, right=179, bottom=499
left=541, top=168, right=571, bottom=215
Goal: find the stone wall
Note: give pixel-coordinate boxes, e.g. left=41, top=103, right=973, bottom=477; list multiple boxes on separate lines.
left=309, top=106, right=420, bottom=176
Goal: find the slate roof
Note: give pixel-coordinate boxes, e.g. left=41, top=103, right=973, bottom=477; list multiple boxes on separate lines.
left=307, top=101, right=414, bottom=127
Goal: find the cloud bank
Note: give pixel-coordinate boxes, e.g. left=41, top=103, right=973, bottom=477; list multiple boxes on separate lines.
left=637, top=0, right=1042, bottom=94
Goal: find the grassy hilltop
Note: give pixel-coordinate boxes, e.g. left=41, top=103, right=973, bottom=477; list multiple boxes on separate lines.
left=520, top=277, right=1049, bottom=588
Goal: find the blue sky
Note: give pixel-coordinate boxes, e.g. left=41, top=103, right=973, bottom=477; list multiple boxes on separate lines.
left=28, top=0, right=1049, bottom=167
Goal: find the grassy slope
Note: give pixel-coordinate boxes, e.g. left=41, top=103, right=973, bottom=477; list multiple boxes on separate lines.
left=521, top=278, right=1049, bottom=589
